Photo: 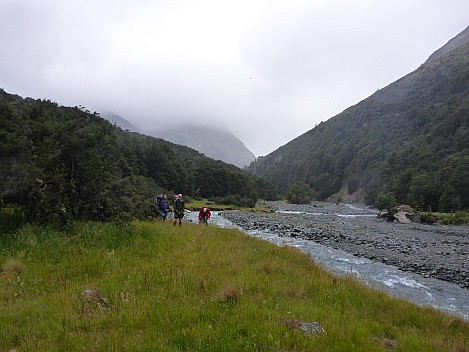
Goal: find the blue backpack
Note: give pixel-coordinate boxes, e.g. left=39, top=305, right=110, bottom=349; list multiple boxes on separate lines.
left=156, top=195, right=164, bottom=210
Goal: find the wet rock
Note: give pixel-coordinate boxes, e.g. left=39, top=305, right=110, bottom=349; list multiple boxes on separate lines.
left=299, top=321, right=326, bottom=336
left=283, top=318, right=326, bottom=336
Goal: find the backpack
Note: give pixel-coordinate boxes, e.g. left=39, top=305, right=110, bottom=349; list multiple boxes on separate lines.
left=156, top=195, right=164, bottom=210
left=174, top=199, right=185, bottom=212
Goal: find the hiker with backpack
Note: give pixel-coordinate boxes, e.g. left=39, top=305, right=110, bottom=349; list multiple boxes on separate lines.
left=157, top=194, right=172, bottom=221
left=173, top=193, right=185, bottom=226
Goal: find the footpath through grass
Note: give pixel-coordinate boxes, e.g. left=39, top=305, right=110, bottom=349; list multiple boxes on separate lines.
left=1, top=221, right=468, bottom=351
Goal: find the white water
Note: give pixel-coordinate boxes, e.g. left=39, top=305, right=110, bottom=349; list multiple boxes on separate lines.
left=186, top=210, right=469, bottom=321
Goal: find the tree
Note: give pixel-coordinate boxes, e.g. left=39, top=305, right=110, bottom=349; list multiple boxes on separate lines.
left=287, top=181, right=313, bottom=204
left=439, top=186, right=461, bottom=212
left=374, top=191, right=397, bottom=211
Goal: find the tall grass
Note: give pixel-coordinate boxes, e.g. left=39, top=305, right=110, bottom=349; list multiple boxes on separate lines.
left=1, top=221, right=468, bottom=351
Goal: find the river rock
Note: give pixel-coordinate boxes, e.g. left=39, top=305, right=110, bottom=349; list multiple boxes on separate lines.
left=378, top=204, right=420, bottom=223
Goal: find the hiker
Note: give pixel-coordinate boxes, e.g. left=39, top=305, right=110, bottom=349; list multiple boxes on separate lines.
left=159, top=195, right=172, bottom=221
left=198, top=207, right=211, bottom=225
left=173, top=193, right=185, bottom=226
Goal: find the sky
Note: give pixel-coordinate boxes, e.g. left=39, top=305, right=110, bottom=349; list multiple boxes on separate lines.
left=1, top=1, right=468, bottom=156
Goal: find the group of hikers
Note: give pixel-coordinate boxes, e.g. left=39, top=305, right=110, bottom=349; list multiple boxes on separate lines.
left=156, top=193, right=211, bottom=226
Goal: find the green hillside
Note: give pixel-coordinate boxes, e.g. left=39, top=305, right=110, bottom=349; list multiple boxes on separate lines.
left=0, top=90, right=276, bottom=225
left=248, top=26, right=469, bottom=211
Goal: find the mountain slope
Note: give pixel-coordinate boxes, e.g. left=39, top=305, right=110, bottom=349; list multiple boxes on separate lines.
left=149, top=125, right=256, bottom=168
left=248, top=25, right=469, bottom=211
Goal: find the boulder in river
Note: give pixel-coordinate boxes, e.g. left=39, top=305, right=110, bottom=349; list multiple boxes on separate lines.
left=378, top=204, right=420, bottom=223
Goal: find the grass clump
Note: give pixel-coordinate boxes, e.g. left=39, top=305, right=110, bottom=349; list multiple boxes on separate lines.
left=420, top=210, right=469, bottom=225
left=1, top=258, right=24, bottom=276
left=0, top=220, right=468, bottom=351
left=216, top=283, right=241, bottom=303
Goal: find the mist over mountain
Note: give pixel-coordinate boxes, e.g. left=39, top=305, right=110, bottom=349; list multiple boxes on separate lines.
left=101, top=111, right=141, bottom=133
left=248, top=25, right=469, bottom=212
left=100, top=112, right=256, bottom=168
left=148, top=125, right=256, bottom=168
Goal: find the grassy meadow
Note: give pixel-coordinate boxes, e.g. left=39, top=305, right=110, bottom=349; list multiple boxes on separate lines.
left=1, top=220, right=468, bottom=351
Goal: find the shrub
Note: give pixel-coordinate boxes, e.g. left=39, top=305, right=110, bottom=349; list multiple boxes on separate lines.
left=420, top=211, right=469, bottom=225
left=287, top=181, right=313, bottom=204
left=374, top=191, right=397, bottom=211
left=211, top=194, right=257, bottom=208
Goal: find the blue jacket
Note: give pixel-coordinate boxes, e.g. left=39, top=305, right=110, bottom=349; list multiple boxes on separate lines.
left=160, top=199, right=170, bottom=213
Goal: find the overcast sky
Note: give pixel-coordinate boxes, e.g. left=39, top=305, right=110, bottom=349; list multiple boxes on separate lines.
left=1, top=0, right=468, bottom=156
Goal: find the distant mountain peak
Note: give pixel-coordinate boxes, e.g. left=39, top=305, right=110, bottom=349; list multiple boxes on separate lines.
left=100, top=111, right=141, bottom=132
left=148, top=124, right=256, bottom=168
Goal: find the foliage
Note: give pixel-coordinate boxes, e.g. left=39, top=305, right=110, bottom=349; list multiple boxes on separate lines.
left=420, top=210, right=469, bottom=225
left=1, top=221, right=468, bottom=351
left=0, top=204, right=25, bottom=233
left=374, top=191, right=397, bottom=211
left=287, top=180, right=313, bottom=204
left=0, top=90, right=277, bottom=223
left=210, top=194, right=257, bottom=208
left=248, top=28, right=469, bottom=212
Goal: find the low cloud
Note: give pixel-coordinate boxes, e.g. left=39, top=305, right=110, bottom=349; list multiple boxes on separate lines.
left=1, top=0, right=468, bottom=156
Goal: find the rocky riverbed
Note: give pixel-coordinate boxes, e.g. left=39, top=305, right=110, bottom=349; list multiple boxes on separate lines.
left=222, top=202, right=469, bottom=289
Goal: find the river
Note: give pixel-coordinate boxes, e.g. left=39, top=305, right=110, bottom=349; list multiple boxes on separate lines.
left=186, top=209, right=469, bottom=321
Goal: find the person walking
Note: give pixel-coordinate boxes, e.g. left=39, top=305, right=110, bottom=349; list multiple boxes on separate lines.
left=173, top=194, right=185, bottom=227
left=198, top=207, right=211, bottom=225
left=159, top=195, right=172, bottom=221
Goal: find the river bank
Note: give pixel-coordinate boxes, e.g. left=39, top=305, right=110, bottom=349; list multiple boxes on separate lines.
left=222, top=201, right=469, bottom=290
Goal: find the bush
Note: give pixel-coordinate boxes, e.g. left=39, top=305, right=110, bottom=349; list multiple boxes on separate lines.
left=374, top=191, right=397, bottom=211
left=287, top=181, right=313, bottom=204
left=211, top=194, right=257, bottom=208
left=420, top=211, right=469, bottom=225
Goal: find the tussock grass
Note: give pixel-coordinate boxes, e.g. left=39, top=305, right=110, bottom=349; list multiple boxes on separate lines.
left=1, top=221, right=468, bottom=351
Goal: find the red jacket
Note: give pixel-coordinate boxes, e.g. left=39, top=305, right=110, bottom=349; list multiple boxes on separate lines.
left=198, top=207, right=211, bottom=221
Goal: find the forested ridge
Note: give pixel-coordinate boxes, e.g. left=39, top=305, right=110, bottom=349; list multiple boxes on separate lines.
left=249, top=25, right=469, bottom=212
left=0, top=89, right=276, bottom=224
